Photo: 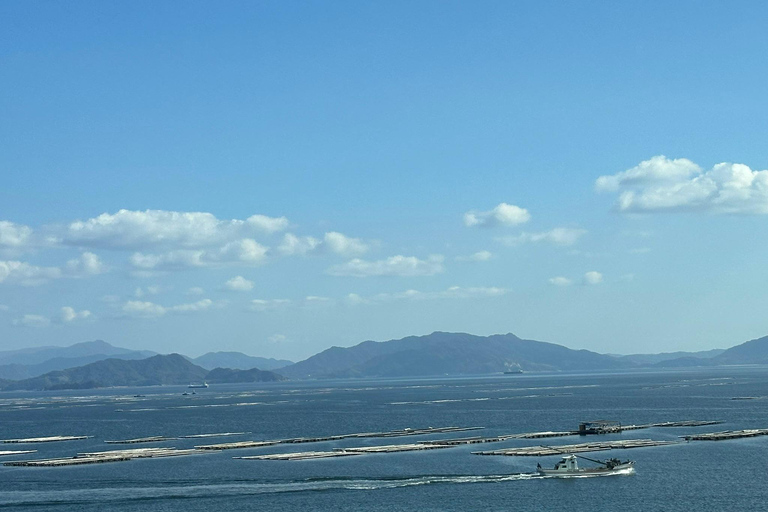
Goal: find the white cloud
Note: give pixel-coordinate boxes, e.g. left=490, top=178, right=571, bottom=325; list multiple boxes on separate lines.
left=304, top=295, right=334, bottom=307
left=267, top=334, right=288, bottom=344
left=129, top=238, right=269, bottom=271
left=0, top=221, right=33, bottom=248
left=323, top=232, right=369, bottom=257
left=456, top=250, right=493, bottom=262
left=0, top=304, right=9, bottom=312
left=497, top=227, right=587, bottom=247
left=170, top=299, right=213, bottom=313
left=549, top=276, right=573, bottom=286
left=370, top=285, right=507, bottom=302
left=583, top=271, right=603, bottom=285
left=66, top=252, right=106, bottom=277
left=188, top=287, right=204, bottom=296
left=346, top=293, right=367, bottom=305
left=63, top=209, right=288, bottom=249
left=134, top=285, right=162, bottom=298
left=250, top=298, right=291, bottom=312
left=327, top=255, right=445, bottom=277
left=122, top=299, right=213, bottom=318
left=219, top=239, right=268, bottom=264
left=12, top=314, right=50, bottom=328
left=464, top=203, right=531, bottom=227
left=278, top=233, right=321, bottom=256
left=225, top=275, right=254, bottom=292
left=122, top=300, right=167, bottom=318
left=0, top=260, right=62, bottom=286
left=60, top=306, right=92, bottom=323
left=596, top=156, right=768, bottom=214
left=246, top=214, right=289, bottom=234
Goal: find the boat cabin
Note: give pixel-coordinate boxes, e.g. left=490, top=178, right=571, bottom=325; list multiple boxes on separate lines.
left=553, top=455, right=578, bottom=471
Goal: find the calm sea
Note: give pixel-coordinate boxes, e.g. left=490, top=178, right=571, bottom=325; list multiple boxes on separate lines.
left=1, top=367, right=767, bottom=511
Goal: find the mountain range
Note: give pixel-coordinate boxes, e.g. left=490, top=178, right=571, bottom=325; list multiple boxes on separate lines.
left=0, top=354, right=284, bottom=391
left=191, top=352, right=292, bottom=371
left=0, top=340, right=155, bottom=380
left=2, top=332, right=768, bottom=391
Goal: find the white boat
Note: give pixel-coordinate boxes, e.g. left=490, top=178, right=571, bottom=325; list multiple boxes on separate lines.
left=537, top=454, right=634, bottom=477
left=188, top=382, right=209, bottom=389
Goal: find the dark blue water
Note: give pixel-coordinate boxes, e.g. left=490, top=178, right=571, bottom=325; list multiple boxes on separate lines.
left=2, top=367, right=768, bottom=511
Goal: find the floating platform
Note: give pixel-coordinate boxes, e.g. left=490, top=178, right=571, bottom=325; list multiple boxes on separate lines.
left=0, top=450, right=37, bottom=456
left=236, top=442, right=454, bottom=461
left=237, top=451, right=363, bottom=461
left=683, top=429, right=768, bottom=441
left=105, top=436, right=176, bottom=444
left=180, top=432, right=250, bottom=439
left=196, top=440, right=280, bottom=451
left=473, top=438, right=680, bottom=456
left=0, top=435, right=92, bottom=444
left=4, top=447, right=200, bottom=467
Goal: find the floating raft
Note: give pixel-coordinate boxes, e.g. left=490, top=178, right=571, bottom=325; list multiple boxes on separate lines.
left=105, top=436, right=177, bottom=444
left=4, top=447, right=200, bottom=467
left=473, top=438, right=679, bottom=456
left=683, top=429, right=768, bottom=441
left=1, top=435, right=92, bottom=444
left=237, top=442, right=454, bottom=461
left=196, top=426, right=482, bottom=451
left=237, top=451, right=363, bottom=461
left=180, top=432, right=250, bottom=439
left=0, top=450, right=37, bottom=456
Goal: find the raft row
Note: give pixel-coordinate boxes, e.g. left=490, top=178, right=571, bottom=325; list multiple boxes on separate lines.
left=472, top=439, right=680, bottom=456
left=195, top=426, right=483, bottom=450
left=682, top=429, right=768, bottom=441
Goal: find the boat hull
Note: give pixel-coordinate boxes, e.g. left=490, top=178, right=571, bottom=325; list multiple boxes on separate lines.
left=538, top=462, right=635, bottom=477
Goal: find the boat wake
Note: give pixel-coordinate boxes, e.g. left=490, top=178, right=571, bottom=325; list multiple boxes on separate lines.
left=0, top=469, right=639, bottom=506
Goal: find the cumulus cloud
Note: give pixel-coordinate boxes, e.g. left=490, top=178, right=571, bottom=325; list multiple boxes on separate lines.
left=66, top=252, right=106, bottom=277
left=0, top=221, right=33, bottom=248
left=583, top=271, right=603, bottom=285
left=246, top=214, right=289, bottom=234
left=188, top=287, right=205, bottom=296
left=497, top=227, right=587, bottom=247
left=225, top=275, right=254, bottom=292
left=464, top=203, right=531, bottom=227
left=62, top=209, right=287, bottom=249
left=327, top=255, right=445, bottom=277
left=596, top=156, right=768, bottom=214
left=250, top=298, right=291, bottom=312
left=0, top=260, right=62, bottom=286
left=267, top=334, right=288, bottom=344
left=548, top=276, right=573, bottom=286
left=456, top=250, right=493, bottom=262
left=278, top=233, right=321, bottom=256
left=122, top=299, right=213, bottom=318
left=60, top=306, right=92, bottom=323
left=362, top=286, right=507, bottom=302
left=129, top=237, right=270, bottom=271
left=323, top=232, right=369, bottom=257
left=12, top=314, right=50, bottom=327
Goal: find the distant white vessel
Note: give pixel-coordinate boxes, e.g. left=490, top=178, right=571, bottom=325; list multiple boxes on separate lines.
left=188, top=382, right=209, bottom=389
left=537, top=454, right=634, bottom=477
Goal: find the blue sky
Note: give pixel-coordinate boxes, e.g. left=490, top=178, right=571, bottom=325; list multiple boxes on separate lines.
left=2, top=1, right=768, bottom=360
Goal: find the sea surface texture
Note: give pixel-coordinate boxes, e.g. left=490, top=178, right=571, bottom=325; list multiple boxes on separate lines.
left=1, top=368, right=767, bottom=511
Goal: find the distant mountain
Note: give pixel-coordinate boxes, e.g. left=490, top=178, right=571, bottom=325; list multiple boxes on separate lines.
left=192, top=352, right=293, bottom=371
left=0, top=340, right=155, bottom=380
left=276, top=331, right=628, bottom=379
left=713, top=335, right=768, bottom=364
left=204, top=367, right=285, bottom=383
left=616, top=349, right=725, bottom=366
left=1, top=354, right=208, bottom=391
